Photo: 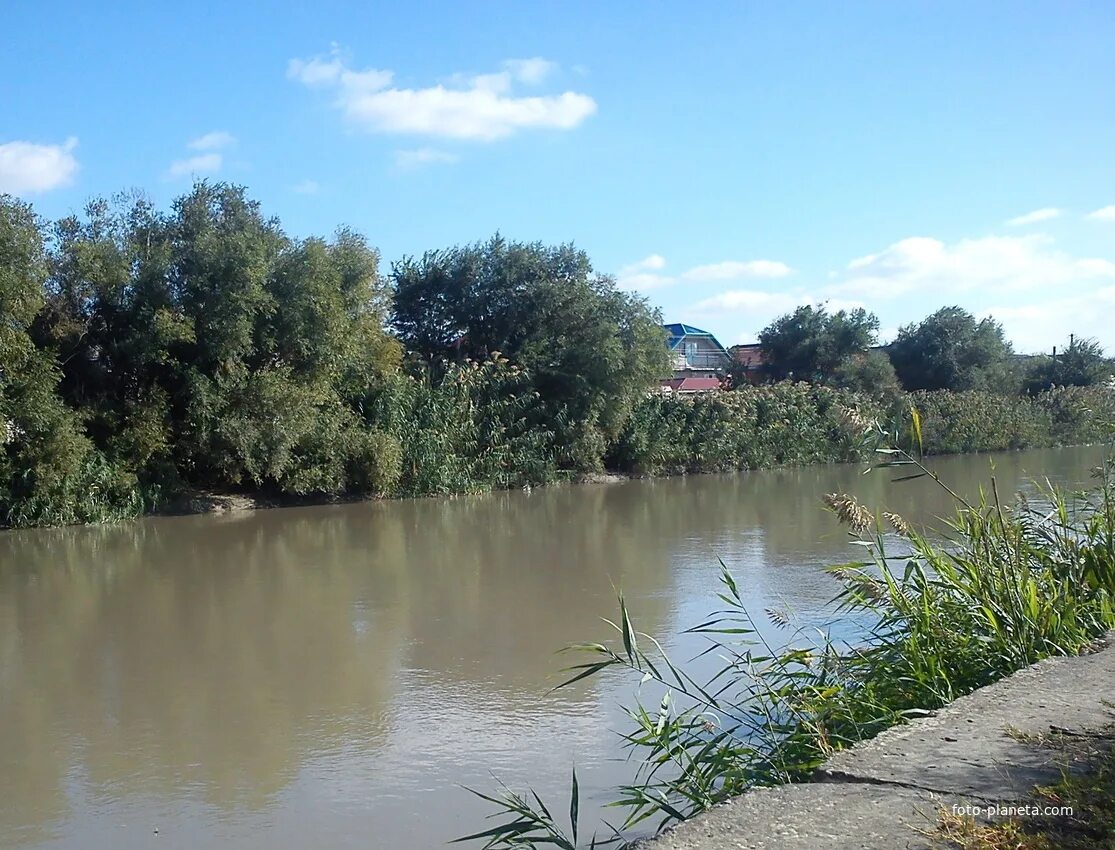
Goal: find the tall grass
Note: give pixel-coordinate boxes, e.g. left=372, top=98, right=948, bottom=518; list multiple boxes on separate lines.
left=365, top=356, right=557, bottom=497
left=1, top=449, right=153, bottom=528
left=608, top=383, right=874, bottom=474
left=611, top=384, right=1115, bottom=476
left=462, top=409, right=1115, bottom=848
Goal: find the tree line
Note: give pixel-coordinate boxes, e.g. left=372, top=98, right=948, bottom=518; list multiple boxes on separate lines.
left=2, top=183, right=1111, bottom=527
left=0, top=184, right=667, bottom=526
left=749, top=303, right=1112, bottom=396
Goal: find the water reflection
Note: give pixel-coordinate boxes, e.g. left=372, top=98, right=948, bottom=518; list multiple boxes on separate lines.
left=0, top=445, right=1104, bottom=848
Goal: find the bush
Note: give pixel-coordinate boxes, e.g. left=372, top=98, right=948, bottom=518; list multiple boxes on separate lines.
left=364, top=357, right=557, bottom=496
left=347, top=429, right=403, bottom=496
left=609, top=383, right=879, bottom=475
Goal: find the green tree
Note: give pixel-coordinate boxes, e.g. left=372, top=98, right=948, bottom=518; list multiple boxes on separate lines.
left=167, top=185, right=401, bottom=493
left=758, top=304, right=879, bottom=383
left=1023, top=337, right=1113, bottom=393
left=887, top=307, right=1015, bottom=392
left=0, top=195, right=142, bottom=526
left=36, top=183, right=403, bottom=500
left=391, top=236, right=667, bottom=468
left=830, top=350, right=900, bottom=396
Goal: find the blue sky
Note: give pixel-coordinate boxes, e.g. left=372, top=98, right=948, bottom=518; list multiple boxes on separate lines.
left=3, top=1, right=1114, bottom=352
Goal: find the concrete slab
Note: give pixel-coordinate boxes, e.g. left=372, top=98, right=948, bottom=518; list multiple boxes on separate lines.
left=634, top=783, right=968, bottom=850
left=817, top=637, right=1115, bottom=800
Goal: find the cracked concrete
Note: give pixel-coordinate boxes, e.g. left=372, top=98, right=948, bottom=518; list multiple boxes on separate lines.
left=636, top=633, right=1115, bottom=849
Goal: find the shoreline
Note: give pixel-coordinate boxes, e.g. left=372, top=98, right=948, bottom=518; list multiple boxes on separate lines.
left=150, top=469, right=639, bottom=518
left=149, top=441, right=1101, bottom=520
left=2, top=441, right=1105, bottom=531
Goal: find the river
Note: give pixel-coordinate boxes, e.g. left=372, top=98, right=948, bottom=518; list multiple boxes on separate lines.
left=0, top=445, right=1106, bottom=849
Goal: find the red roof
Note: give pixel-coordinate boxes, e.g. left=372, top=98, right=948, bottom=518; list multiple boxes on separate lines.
left=660, top=376, right=723, bottom=393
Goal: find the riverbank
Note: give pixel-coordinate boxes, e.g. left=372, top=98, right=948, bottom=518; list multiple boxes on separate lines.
left=4, top=380, right=1112, bottom=529
left=637, top=632, right=1115, bottom=850
left=150, top=439, right=1095, bottom=522
left=151, top=470, right=634, bottom=517
left=4, top=372, right=1110, bottom=530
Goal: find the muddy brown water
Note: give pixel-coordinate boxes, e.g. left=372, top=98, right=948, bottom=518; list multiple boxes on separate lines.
left=0, top=445, right=1106, bottom=849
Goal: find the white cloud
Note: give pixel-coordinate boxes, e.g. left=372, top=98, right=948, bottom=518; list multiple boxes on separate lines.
left=167, top=152, right=223, bottom=178
left=619, top=255, right=667, bottom=275
left=288, top=49, right=596, bottom=141
left=188, top=131, right=236, bottom=151
left=1088, top=205, right=1115, bottom=222
left=681, top=260, right=792, bottom=282
left=819, top=233, right=1115, bottom=351
left=618, top=272, right=675, bottom=292
left=502, top=58, right=557, bottom=85
left=616, top=255, right=675, bottom=292
left=985, top=286, right=1115, bottom=353
left=394, top=147, right=460, bottom=170
left=1005, top=207, right=1063, bottom=227
left=690, top=289, right=803, bottom=314
left=292, top=179, right=320, bottom=194
left=288, top=53, right=393, bottom=89
left=0, top=137, right=79, bottom=195
left=831, top=234, right=1115, bottom=300
left=663, top=231, right=1115, bottom=350
left=167, top=132, right=237, bottom=179
left=683, top=289, right=869, bottom=347
left=616, top=255, right=792, bottom=293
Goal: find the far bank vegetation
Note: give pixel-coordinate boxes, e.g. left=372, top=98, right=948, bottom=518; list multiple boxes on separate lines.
left=2, top=185, right=1112, bottom=527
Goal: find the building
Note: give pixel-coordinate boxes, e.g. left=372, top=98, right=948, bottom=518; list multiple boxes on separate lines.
left=728, top=343, right=768, bottom=384
left=660, top=323, right=731, bottom=392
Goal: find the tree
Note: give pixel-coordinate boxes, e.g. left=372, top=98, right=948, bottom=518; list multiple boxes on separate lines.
left=35, top=183, right=403, bottom=499
left=391, top=236, right=668, bottom=468
left=887, top=307, right=1015, bottom=392
left=1, top=195, right=140, bottom=526
left=1023, top=337, right=1113, bottom=393
left=758, top=304, right=879, bottom=383
left=830, top=350, right=901, bottom=396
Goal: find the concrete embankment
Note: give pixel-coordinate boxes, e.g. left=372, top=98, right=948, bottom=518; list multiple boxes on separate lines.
left=639, top=633, right=1115, bottom=850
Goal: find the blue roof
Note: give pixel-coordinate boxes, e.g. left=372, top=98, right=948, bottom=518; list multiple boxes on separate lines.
left=663, top=323, right=715, bottom=337
left=663, top=323, right=730, bottom=354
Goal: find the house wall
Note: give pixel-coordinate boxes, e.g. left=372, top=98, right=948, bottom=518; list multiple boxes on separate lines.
left=672, top=336, right=729, bottom=376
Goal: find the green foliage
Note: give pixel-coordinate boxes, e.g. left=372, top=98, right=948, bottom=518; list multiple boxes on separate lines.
left=346, top=428, right=403, bottom=496
left=829, top=350, right=900, bottom=397
left=903, top=390, right=1050, bottom=453
left=2, top=184, right=408, bottom=524
left=610, top=384, right=1115, bottom=476
left=1038, top=384, right=1115, bottom=444
left=183, top=363, right=373, bottom=494
left=757, top=304, right=879, bottom=383
left=904, top=386, right=1115, bottom=455
left=457, top=768, right=612, bottom=850
left=888, top=306, right=1016, bottom=392
left=1023, top=337, right=1114, bottom=393
left=365, top=357, right=557, bottom=496
left=1, top=195, right=148, bottom=527
left=608, top=383, right=876, bottom=475
left=391, top=236, right=668, bottom=467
